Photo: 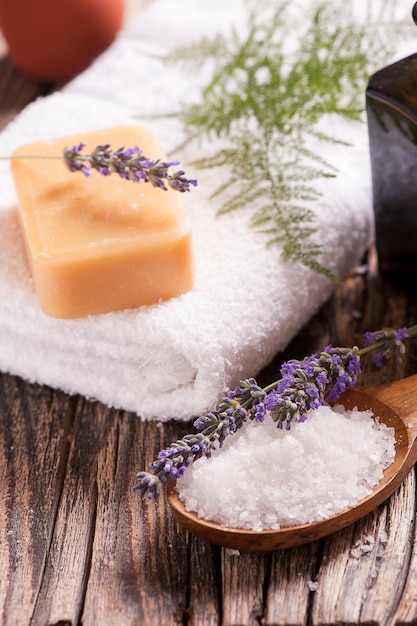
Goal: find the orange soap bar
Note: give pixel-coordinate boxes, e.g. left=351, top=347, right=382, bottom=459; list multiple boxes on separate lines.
left=11, top=126, right=194, bottom=319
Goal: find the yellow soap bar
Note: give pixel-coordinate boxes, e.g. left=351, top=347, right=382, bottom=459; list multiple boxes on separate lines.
left=11, top=126, right=194, bottom=319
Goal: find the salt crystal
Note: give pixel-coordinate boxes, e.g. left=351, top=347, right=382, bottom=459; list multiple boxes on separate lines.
left=177, top=404, right=396, bottom=530
left=307, top=580, right=319, bottom=591
left=350, top=548, right=363, bottom=559
left=361, top=543, right=375, bottom=554
left=351, top=535, right=376, bottom=557
left=376, top=544, right=385, bottom=559
left=225, top=548, right=241, bottom=557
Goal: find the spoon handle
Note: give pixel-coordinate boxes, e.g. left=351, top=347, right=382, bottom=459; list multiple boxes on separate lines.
left=361, top=374, right=417, bottom=423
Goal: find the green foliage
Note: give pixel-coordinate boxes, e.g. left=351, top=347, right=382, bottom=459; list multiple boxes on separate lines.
left=168, top=0, right=412, bottom=279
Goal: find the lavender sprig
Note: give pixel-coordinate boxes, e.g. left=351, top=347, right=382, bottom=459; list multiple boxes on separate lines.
left=135, top=433, right=214, bottom=499
left=63, top=143, right=198, bottom=192
left=265, top=346, right=361, bottom=429
left=362, top=327, right=409, bottom=368
left=134, top=378, right=266, bottom=499
left=134, top=323, right=417, bottom=499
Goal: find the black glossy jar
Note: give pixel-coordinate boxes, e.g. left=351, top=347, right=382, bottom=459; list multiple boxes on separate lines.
left=366, top=3, right=417, bottom=289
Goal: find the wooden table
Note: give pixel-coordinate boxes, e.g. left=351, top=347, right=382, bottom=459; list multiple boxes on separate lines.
left=1, top=25, right=417, bottom=626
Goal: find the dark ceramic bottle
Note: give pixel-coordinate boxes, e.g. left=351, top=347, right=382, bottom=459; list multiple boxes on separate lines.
left=366, top=3, right=417, bottom=289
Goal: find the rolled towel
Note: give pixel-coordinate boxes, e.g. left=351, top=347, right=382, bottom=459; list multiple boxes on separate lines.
left=0, top=0, right=413, bottom=419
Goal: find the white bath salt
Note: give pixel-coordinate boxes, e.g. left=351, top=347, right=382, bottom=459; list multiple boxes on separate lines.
left=177, top=404, right=396, bottom=531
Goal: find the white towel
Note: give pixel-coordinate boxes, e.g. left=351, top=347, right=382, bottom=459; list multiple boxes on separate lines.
left=0, top=0, right=414, bottom=420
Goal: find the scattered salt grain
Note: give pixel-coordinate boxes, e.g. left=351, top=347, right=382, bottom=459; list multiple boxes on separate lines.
left=350, top=535, right=376, bottom=558
left=225, top=548, right=241, bottom=557
left=307, top=580, right=319, bottom=591
left=177, top=404, right=396, bottom=531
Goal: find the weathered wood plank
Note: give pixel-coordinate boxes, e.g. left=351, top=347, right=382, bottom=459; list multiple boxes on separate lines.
left=0, top=376, right=73, bottom=626
left=391, top=468, right=417, bottom=625
left=360, top=471, right=416, bottom=625
left=29, top=397, right=111, bottom=625
left=188, top=539, right=220, bottom=626
left=0, top=57, right=47, bottom=129
left=81, top=414, right=192, bottom=626
left=263, top=543, right=319, bottom=626
left=333, top=249, right=417, bottom=387
left=221, top=550, right=269, bottom=626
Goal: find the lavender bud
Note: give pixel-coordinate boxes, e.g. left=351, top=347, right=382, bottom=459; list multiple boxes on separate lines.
left=62, top=142, right=198, bottom=193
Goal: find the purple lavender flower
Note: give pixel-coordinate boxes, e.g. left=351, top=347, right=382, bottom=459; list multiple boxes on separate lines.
left=371, top=352, right=384, bottom=368
left=254, top=402, right=266, bottom=422
left=362, top=326, right=410, bottom=367
left=133, top=324, right=417, bottom=499
left=62, top=142, right=198, bottom=193
left=194, top=378, right=266, bottom=444
left=133, top=433, right=213, bottom=498
left=395, top=327, right=409, bottom=341
left=316, top=371, right=329, bottom=386
left=264, top=347, right=361, bottom=429
left=133, top=378, right=266, bottom=498
left=64, top=142, right=92, bottom=177
left=363, top=331, right=377, bottom=346
left=133, top=472, right=162, bottom=499
left=135, top=345, right=364, bottom=498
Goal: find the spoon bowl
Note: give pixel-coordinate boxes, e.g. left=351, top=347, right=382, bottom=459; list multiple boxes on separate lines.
left=167, top=374, right=417, bottom=551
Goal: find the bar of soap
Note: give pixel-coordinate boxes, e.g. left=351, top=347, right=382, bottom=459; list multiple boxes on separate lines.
left=11, top=126, right=194, bottom=319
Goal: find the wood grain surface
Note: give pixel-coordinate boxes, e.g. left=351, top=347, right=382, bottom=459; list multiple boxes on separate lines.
left=1, top=23, right=417, bottom=626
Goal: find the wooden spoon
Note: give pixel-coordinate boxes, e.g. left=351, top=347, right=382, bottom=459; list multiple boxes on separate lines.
left=167, top=374, right=417, bottom=551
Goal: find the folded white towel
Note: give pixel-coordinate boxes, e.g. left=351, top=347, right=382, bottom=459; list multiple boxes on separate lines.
left=0, top=0, right=414, bottom=419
